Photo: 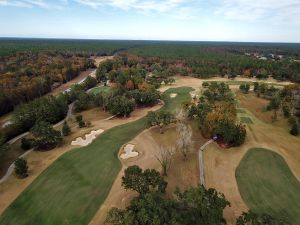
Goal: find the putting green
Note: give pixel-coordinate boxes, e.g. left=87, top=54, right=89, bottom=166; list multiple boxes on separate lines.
left=236, top=148, right=300, bottom=224
left=89, top=86, right=110, bottom=95
left=0, top=87, right=194, bottom=225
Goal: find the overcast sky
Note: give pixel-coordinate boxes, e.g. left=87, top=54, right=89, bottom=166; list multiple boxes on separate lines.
left=0, top=0, right=299, bottom=42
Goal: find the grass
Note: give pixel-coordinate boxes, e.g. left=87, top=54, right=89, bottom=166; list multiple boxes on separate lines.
left=237, top=108, right=246, bottom=113
left=240, top=117, right=253, bottom=124
left=89, top=86, right=111, bottom=95
left=0, top=87, right=193, bottom=225
left=236, top=148, right=300, bottom=224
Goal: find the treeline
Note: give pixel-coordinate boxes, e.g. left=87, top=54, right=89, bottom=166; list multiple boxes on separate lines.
left=105, top=165, right=289, bottom=225
left=189, top=82, right=246, bottom=147
left=249, top=83, right=300, bottom=135
left=128, top=44, right=300, bottom=82
left=0, top=51, right=95, bottom=115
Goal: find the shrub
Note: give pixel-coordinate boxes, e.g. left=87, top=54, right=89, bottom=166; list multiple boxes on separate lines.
left=78, top=120, right=86, bottom=128
left=21, top=138, right=33, bottom=150
left=14, top=158, right=28, bottom=178
left=75, top=115, right=83, bottom=122
left=290, top=123, right=299, bottom=136
left=62, top=121, right=71, bottom=136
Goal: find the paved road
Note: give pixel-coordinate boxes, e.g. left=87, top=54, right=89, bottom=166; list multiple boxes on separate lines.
left=198, top=139, right=214, bottom=186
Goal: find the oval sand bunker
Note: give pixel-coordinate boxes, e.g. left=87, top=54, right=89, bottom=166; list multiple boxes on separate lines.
left=71, top=129, right=104, bottom=146
left=170, top=93, right=177, bottom=98
left=120, top=144, right=138, bottom=160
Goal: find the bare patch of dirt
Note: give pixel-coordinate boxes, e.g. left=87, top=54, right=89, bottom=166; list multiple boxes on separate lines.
left=89, top=121, right=207, bottom=225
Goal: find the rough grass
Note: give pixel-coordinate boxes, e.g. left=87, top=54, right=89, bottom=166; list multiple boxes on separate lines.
left=236, top=148, right=300, bottom=224
left=0, top=87, right=193, bottom=225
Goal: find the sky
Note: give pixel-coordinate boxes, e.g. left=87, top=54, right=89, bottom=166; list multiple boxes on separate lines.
left=0, top=0, right=299, bottom=42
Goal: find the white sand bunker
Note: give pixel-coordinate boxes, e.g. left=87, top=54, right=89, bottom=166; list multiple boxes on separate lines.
left=71, top=129, right=104, bottom=146
left=120, top=144, right=138, bottom=160
left=170, top=93, right=177, bottom=98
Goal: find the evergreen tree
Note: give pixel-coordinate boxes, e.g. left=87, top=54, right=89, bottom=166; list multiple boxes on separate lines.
left=14, top=158, right=28, bottom=178
left=62, top=121, right=71, bottom=136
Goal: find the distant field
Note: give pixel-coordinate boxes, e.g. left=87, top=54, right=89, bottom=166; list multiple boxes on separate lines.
left=236, top=148, right=300, bottom=224
left=0, top=87, right=193, bottom=225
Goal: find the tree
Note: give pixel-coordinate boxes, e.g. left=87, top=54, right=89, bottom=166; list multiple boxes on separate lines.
left=83, top=76, right=97, bottom=90
left=121, top=165, right=167, bottom=195
left=74, top=92, right=92, bottom=112
left=75, top=114, right=83, bottom=123
left=214, top=121, right=246, bottom=146
left=290, top=123, right=299, bottom=136
left=239, top=83, right=250, bottom=94
left=253, top=82, right=259, bottom=93
left=21, top=137, right=33, bottom=150
left=108, top=96, right=135, bottom=117
left=14, top=158, right=28, bottom=178
left=106, top=185, right=231, bottom=225
left=175, top=186, right=230, bottom=225
left=176, top=122, right=193, bottom=160
left=62, top=121, right=71, bottom=136
left=268, top=96, right=281, bottom=122
left=146, top=111, right=174, bottom=134
left=0, top=134, right=8, bottom=158
left=156, top=145, right=173, bottom=176
left=236, top=211, right=289, bottom=225
left=30, top=121, right=62, bottom=150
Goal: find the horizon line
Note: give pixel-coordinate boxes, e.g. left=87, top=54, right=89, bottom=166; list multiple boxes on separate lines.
left=0, top=37, right=300, bottom=45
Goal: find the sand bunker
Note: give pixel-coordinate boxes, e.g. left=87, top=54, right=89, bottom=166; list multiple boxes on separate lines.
left=170, top=93, right=177, bottom=98
left=120, top=144, right=138, bottom=160
left=71, top=129, right=104, bottom=146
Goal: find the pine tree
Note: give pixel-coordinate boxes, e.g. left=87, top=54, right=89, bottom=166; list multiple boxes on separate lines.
left=290, top=123, right=299, bottom=136
left=62, top=121, right=71, bottom=136
left=14, top=158, right=28, bottom=178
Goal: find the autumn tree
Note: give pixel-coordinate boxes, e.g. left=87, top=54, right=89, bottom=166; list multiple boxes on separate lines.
left=146, top=111, right=174, bottom=134
left=176, top=122, right=193, bottom=160
left=156, top=145, right=173, bottom=176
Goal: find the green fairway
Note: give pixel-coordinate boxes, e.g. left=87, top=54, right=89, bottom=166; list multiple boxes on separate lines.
left=236, top=148, right=300, bottom=224
left=240, top=116, right=253, bottom=124
left=89, top=86, right=111, bottom=95
left=0, top=87, right=193, bottom=225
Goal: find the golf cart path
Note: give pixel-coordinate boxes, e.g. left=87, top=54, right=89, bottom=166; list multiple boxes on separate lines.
left=0, top=103, right=75, bottom=184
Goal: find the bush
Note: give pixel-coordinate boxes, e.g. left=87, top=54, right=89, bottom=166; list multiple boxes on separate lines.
left=21, top=138, right=33, bottom=150
left=290, top=123, right=299, bottom=136
left=62, top=121, right=71, bottom=136
left=14, top=158, right=28, bottom=178
left=75, top=115, right=83, bottom=122
left=78, top=120, right=86, bottom=128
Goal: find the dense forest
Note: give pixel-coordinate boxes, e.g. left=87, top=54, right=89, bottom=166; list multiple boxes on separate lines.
left=0, top=51, right=95, bottom=115
left=1, top=39, right=300, bottom=117
left=128, top=44, right=300, bottom=82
